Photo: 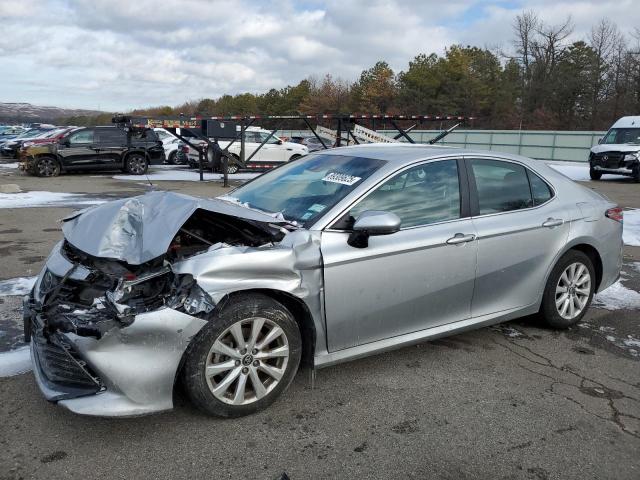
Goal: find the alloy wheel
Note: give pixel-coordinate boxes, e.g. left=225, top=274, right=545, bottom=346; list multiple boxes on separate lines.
left=555, top=262, right=591, bottom=320
left=38, top=158, right=58, bottom=177
left=205, top=317, right=290, bottom=405
left=128, top=156, right=147, bottom=174
left=226, top=163, right=239, bottom=174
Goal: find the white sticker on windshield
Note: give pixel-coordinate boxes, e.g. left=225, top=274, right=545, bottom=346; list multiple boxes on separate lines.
left=322, top=172, right=362, bottom=186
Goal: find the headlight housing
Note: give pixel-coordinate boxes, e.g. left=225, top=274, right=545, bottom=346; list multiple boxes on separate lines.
left=624, top=152, right=640, bottom=162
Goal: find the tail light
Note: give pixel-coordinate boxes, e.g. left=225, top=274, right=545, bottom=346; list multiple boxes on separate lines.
left=180, top=145, right=189, bottom=153
left=605, top=207, right=623, bottom=223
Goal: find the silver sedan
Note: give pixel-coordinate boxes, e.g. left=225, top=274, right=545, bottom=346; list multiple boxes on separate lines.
left=25, top=145, right=623, bottom=417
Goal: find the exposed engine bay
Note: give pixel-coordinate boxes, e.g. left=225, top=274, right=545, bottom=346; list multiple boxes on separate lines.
left=28, top=196, right=290, bottom=341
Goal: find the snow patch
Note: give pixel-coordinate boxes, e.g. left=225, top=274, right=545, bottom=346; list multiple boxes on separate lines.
left=0, top=191, right=106, bottom=209
left=593, top=280, right=640, bottom=310
left=0, top=346, right=32, bottom=377
left=0, top=162, right=19, bottom=169
left=548, top=164, right=592, bottom=181
left=0, top=276, right=37, bottom=296
left=623, top=209, right=640, bottom=247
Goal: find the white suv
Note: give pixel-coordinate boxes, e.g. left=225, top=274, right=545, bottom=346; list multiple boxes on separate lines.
left=185, top=127, right=308, bottom=173
left=589, top=116, right=640, bottom=182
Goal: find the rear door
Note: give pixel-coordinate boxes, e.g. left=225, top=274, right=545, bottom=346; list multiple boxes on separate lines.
left=94, top=128, right=127, bottom=167
left=465, top=157, right=570, bottom=317
left=57, top=129, right=97, bottom=168
left=321, top=158, right=478, bottom=351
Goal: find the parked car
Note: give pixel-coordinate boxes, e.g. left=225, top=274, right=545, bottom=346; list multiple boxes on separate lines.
left=2, top=127, right=73, bottom=159
left=162, top=137, right=183, bottom=164
left=289, top=135, right=331, bottom=152
left=0, top=127, right=51, bottom=152
left=19, top=126, right=164, bottom=176
left=24, top=145, right=622, bottom=417
left=184, top=127, right=308, bottom=173
left=589, top=116, right=640, bottom=182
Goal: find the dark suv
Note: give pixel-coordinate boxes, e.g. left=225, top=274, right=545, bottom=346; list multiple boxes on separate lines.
left=19, top=126, right=165, bottom=177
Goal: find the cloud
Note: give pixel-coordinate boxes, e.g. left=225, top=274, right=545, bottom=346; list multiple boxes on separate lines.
left=0, top=0, right=638, bottom=110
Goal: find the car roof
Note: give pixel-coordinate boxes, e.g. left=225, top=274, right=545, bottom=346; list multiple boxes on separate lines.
left=318, top=143, right=540, bottom=167
left=611, top=116, right=640, bottom=128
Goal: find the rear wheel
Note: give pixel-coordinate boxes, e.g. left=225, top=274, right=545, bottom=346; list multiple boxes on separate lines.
left=125, top=154, right=148, bottom=175
left=35, top=156, right=60, bottom=177
left=289, top=154, right=302, bottom=162
left=167, top=151, right=177, bottom=165
left=540, top=250, right=595, bottom=328
left=182, top=293, right=301, bottom=417
left=632, top=165, right=640, bottom=183
left=226, top=161, right=239, bottom=174
left=589, top=167, right=602, bottom=180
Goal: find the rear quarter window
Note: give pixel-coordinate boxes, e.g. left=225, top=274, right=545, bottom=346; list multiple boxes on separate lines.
left=527, top=170, right=554, bottom=205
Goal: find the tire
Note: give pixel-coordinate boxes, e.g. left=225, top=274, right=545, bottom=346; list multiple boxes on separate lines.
left=167, top=151, right=177, bottom=165
left=182, top=293, right=302, bottom=417
left=35, top=156, right=60, bottom=177
left=226, top=162, right=239, bottom=174
left=289, top=154, right=302, bottom=162
left=632, top=165, right=640, bottom=183
left=540, top=250, right=595, bottom=328
left=589, top=167, right=602, bottom=180
left=125, top=153, right=148, bottom=175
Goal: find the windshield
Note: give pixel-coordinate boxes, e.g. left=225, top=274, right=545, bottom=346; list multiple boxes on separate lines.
left=602, top=128, right=640, bottom=145
left=224, top=153, right=387, bottom=226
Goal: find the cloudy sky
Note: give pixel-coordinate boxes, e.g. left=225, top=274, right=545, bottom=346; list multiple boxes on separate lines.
left=1, top=0, right=638, bottom=111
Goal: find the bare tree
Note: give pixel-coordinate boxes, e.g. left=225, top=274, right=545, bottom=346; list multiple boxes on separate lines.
left=588, top=18, right=619, bottom=128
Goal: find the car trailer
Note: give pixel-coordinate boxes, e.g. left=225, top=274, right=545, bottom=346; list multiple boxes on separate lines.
left=112, top=114, right=474, bottom=186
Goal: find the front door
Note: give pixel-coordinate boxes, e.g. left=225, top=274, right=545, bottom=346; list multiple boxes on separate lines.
left=465, top=157, right=570, bottom=317
left=321, top=159, right=478, bottom=352
left=58, top=129, right=97, bottom=168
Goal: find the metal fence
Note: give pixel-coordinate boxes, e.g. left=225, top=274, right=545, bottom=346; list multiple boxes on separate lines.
left=277, top=129, right=607, bottom=162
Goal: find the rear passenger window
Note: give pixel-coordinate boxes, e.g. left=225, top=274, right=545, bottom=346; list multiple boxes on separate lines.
left=96, top=129, right=126, bottom=143
left=528, top=171, right=553, bottom=205
left=471, top=159, right=532, bottom=214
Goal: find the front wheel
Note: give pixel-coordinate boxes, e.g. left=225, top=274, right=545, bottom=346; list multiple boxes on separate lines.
left=632, top=165, right=640, bottom=183
left=540, top=250, right=595, bottom=328
left=125, top=154, right=148, bottom=175
left=167, top=151, right=177, bottom=165
left=182, top=293, right=301, bottom=417
left=35, top=156, right=60, bottom=177
left=589, top=167, right=602, bottom=180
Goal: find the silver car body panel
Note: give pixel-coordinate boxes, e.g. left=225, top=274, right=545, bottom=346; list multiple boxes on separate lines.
left=61, top=191, right=287, bottom=265
left=28, top=144, right=622, bottom=416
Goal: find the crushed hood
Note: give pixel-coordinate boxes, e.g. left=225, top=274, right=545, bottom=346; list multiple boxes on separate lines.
left=62, top=191, right=286, bottom=265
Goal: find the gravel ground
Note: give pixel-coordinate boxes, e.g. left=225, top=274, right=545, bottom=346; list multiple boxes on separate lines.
left=0, top=162, right=638, bottom=480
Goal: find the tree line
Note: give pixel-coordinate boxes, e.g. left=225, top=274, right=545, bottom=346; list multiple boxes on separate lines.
left=61, top=12, right=640, bottom=131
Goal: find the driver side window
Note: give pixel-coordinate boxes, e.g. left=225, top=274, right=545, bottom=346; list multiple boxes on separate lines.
left=68, top=129, right=94, bottom=144
left=349, top=159, right=461, bottom=228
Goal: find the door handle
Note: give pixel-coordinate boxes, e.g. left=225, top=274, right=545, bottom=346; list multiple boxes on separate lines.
left=446, top=233, right=476, bottom=245
left=542, top=218, right=564, bottom=228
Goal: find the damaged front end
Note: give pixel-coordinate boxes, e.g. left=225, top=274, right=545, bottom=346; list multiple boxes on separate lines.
left=24, top=191, right=317, bottom=416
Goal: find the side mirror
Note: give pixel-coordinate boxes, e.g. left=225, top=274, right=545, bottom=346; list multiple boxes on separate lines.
left=348, top=210, right=401, bottom=248
left=276, top=139, right=283, bottom=145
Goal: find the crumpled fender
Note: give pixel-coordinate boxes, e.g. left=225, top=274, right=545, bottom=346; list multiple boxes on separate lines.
left=171, top=229, right=323, bottom=303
